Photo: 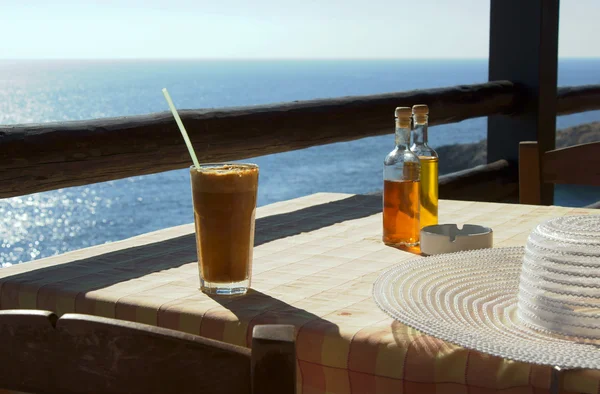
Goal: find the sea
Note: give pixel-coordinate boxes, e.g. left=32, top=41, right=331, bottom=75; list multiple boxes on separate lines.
left=1, top=59, right=599, bottom=266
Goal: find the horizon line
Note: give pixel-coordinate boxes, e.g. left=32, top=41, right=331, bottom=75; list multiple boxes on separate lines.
left=1, top=56, right=599, bottom=61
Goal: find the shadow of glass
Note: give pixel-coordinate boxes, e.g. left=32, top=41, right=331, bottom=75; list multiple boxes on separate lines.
left=206, top=288, right=341, bottom=347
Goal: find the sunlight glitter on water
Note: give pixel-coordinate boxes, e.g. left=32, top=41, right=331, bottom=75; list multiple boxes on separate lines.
left=0, top=181, right=140, bottom=265
left=0, top=172, right=195, bottom=266
left=1, top=190, right=88, bottom=264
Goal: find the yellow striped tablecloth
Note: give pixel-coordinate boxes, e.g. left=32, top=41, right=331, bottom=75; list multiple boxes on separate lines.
left=1, top=193, right=599, bottom=394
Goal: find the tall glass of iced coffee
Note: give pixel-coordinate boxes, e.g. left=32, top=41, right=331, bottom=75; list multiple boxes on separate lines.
left=190, top=163, right=258, bottom=295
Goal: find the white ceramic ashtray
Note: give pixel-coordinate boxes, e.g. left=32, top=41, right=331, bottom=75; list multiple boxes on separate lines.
left=420, top=224, right=493, bottom=255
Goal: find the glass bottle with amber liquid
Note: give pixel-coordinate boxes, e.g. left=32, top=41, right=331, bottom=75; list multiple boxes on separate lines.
left=383, top=107, right=421, bottom=247
left=410, top=104, right=438, bottom=228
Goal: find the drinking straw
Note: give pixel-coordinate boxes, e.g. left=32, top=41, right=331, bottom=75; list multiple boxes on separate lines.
left=162, top=88, right=201, bottom=169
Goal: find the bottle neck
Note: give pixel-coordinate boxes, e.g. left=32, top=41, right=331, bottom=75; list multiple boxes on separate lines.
left=394, top=119, right=411, bottom=148
left=412, top=120, right=429, bottom=145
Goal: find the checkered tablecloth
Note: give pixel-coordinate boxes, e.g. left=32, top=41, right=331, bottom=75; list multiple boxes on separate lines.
left=1, top=193, right=599, bottom=394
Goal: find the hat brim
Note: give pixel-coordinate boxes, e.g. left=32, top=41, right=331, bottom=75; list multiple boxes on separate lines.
left=373, top=246, right=600, bottom=369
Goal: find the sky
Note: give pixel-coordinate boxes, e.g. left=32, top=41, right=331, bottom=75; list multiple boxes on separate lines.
left=1, top=0, right=598, bottom=59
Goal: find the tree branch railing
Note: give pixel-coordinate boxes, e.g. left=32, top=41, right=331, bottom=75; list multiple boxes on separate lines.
left=557, top=85, right=600, bottom=115
left=1, top=81, right=599, bottom=199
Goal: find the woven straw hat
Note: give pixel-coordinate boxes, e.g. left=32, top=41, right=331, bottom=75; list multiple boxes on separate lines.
left=373, top=215, right=600, bottom=369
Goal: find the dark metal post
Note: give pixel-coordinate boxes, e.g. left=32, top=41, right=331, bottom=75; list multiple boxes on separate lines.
left=488, top=0, right=560, bottom=204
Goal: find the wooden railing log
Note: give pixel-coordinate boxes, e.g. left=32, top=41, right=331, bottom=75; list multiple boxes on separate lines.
left=438, top=159, right=518, bottom=202
left=557, top=85, right=600, bottom=116
left=369, top=160, right=519, bottom=203
left=1, top=81, right=599, bottom=198
left=0, top=81, right=517, bottom=198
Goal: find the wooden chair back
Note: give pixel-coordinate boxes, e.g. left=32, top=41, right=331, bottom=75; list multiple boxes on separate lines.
left=0, top=310, right=295, bottom=394
left=519, top=141, right=600, bottom=205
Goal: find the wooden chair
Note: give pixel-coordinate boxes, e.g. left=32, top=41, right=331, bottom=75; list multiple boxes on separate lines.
left=0, top=310, right=295, bottom=394
left=519, top=141, right=600, bottom=205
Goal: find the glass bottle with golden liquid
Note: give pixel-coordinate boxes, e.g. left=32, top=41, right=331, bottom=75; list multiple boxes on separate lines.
left=383, top=107, right=421, bottom=248
left=410, top=104, right=438, bottom=229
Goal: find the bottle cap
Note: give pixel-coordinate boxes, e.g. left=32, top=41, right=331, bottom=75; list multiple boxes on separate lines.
left=412, top=104, right=429, bottom=115
left=395, top=107, right=412, bottom=118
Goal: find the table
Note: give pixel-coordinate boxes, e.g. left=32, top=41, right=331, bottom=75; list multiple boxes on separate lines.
left=1, top=193, right=599, bottom=394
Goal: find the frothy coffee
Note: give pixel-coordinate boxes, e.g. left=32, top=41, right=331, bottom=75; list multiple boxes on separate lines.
left=190, top=164, right=258, bottom=290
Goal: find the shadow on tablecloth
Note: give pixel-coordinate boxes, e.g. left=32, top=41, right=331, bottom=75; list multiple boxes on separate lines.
left=0, top=194, right=381, bottom=307
left=205, top=289, right=338, bottom=347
